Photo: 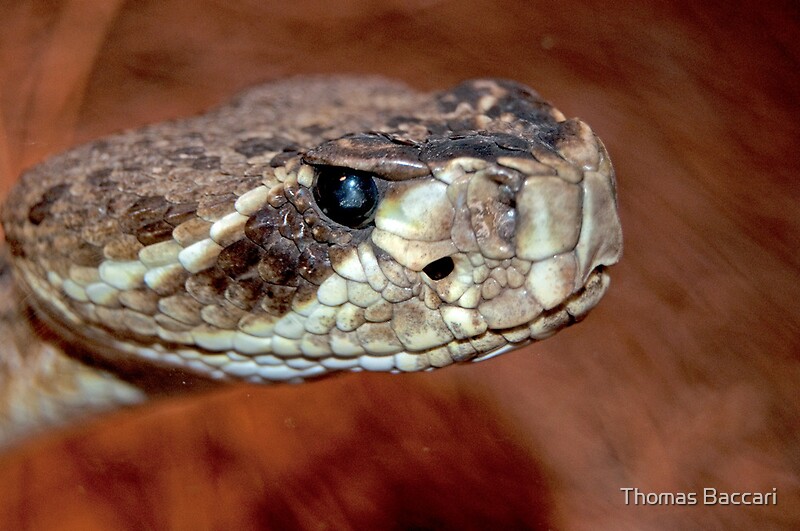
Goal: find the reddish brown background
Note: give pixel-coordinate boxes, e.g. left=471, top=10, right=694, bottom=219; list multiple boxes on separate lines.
left=0, top=1, right=798, bottom=529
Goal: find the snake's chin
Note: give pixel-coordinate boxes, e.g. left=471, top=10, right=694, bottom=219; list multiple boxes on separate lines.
left=469, top=266, right=610, bottom=364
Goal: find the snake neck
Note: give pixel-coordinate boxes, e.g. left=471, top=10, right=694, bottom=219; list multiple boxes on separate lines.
left=0, top=248, right=145, bottom=448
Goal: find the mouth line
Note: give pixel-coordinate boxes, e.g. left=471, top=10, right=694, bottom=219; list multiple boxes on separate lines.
left=470, top=266, right=609, bottom=363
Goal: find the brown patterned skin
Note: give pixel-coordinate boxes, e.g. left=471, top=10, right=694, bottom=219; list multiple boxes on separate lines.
left=0, top=77, right=621, bottom=442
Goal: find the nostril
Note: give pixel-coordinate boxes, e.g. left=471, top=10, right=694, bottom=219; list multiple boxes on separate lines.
left=423, top=256, right=455, bottom=280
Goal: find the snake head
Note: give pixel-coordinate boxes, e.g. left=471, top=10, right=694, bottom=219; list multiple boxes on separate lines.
left=302, top=79, right=622, bottom=370
left=3, top=77, right=622, bottom=381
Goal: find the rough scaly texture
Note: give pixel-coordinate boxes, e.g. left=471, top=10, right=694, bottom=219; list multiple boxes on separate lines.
left=1, top=76, right=622, bottom=441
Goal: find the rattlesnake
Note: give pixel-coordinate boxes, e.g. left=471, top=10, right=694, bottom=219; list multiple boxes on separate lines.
left=0, top=77, right=622, bottom=444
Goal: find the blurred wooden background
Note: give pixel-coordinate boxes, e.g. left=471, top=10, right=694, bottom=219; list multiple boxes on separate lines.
left=0, top=1, right=798, bottom=529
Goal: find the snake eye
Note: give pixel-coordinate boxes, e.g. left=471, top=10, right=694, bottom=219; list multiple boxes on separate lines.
left=312, top=167, right=379, bottom=229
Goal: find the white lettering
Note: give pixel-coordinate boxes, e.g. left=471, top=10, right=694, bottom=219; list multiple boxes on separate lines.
left=766, top=487, right=778, bottom=505
left=621, top=487, right=634, bottom=505
left=621, top=487, right=698, bottom=505
left=704, top=487, right=778, bottom=505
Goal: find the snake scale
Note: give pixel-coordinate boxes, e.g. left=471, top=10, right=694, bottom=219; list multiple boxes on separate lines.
left=0, top=77, right=622, bottom=443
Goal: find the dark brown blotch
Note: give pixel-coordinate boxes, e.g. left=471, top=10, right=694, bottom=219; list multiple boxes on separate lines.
left=277, top=206, right=306, bottom=246
left=185, top=267, right=230, bottom=305
left=483, top=81, right=554, bottom=126
left=234, top=136, right=297, bottom=158
left=118, top=195, right=195, bottom=245
left=257, top=238, right=300, bottom=286
left=297, top=242, right=332, bottom=285
left=86, top=168, right=115, bottom=189
left=423, top=121, right=450, bottom=136
left=445, top=118, right=479, bottom=134
left=118, top=196, right=171, bottom=235
left=217, top=239, right=265, bottom=280
left=437, top=83, right=481, bottom=113
left=4, top=233, right=24, bottom=258
left=164, top=202, right=198, bottom=227
left=300, top=124, right=330, bottom=137
left=191, top=156, right=221, bottom=170
left=536, top=119, right=585, bottom=153
left=225, top=277, right=266, bottom=311
left=27, top=183, right=71, bottom=225
left=134, top=220, right=174, bottom=246
left=291, top=187, right=313, bottom=214
left=260, top=284, right=296, bottom=316
left=244, top=206, right=282, bottom=247
left=69, top=242, right=105, bottom=268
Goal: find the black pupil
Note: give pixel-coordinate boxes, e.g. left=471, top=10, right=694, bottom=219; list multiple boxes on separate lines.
left=313, top=168, right=379, bottom=229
